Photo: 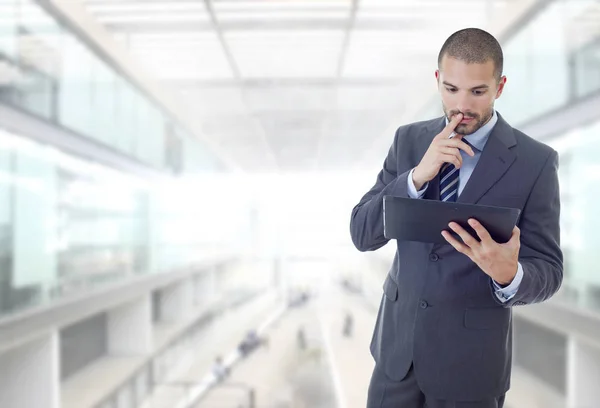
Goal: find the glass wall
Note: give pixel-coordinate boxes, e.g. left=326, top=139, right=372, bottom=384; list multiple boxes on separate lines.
left=548, top=118, right=600, bottom=311
left=497, top=0, right=600, bottom=124
left=55, top=161, right=148, bottom=296
left=497, top=1, right=570, bottom=124
left=572, top=36, right=600, bottom=100
left=0, top=125, right=244, bottom=318
left=0, top=0, right=221, bottom=173
left=0, top=0, right=232, bottom=316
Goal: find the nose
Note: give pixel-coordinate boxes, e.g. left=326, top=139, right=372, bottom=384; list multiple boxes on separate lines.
left=456, top=92, right=474, bottom=114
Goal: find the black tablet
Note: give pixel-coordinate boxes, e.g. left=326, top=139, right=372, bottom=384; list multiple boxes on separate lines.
left=383, top=195, right=521, bottom=245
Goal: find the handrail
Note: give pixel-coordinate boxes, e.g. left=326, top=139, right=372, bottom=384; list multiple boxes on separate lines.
left=92, top=289, right=269, bottom=408
left=0, top=254, right=232, bottom=354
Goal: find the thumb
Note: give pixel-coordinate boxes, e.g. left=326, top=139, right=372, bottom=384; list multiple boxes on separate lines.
left=510, top=226, right=520, bottom=244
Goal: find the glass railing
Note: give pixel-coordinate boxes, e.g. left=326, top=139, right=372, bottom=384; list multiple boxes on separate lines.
left=0, top=0, right=222, bottom=173
left=0, top=125, right=242, bottom=319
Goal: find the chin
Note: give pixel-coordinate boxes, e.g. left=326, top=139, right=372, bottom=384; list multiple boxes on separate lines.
left=455, top=124, right=471, bottom=134
left=458, top=122, right=481, bottom=135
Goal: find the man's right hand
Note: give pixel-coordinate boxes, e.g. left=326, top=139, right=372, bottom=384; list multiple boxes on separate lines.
left=412, top=113, right=475, bottom=190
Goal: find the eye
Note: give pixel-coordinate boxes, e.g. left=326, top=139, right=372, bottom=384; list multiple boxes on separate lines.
left=472, top=89, right=487, bottom=96
left=445, top=88, right=457, bottom=93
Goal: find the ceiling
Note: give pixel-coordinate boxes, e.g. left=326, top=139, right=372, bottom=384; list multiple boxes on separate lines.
left=81, top=0, right=518, bottom=172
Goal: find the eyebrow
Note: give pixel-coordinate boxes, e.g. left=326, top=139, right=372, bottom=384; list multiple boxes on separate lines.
left=442, top=81, right=489, bottom=90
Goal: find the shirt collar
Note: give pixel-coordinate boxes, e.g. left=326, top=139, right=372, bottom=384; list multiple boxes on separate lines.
left=444, top=110, right=497, bottom=151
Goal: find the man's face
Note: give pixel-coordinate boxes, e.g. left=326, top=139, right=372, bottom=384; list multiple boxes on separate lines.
left=436, top=55, right=506, bottom=135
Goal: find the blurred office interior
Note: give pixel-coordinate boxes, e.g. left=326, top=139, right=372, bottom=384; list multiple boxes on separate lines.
left=0, top=0, right=600, bottom=407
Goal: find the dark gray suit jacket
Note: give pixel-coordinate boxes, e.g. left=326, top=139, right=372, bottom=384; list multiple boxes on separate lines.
left=350, top=112, right=563, bottom=401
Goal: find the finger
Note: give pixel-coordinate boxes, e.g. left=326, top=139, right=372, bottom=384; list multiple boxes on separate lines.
left=445, top=139, right=475, bottom=157
left=441, top=230, right=473, bottom=257
left=449, top=222, right=480, bottom=249
left=439, top=154, right=461, bottom=170
left=439, top=147, right=463, bottom=164
left=458, top=140, right=475, bottom=157
left=468, top=218, right=493, bottom=244
left=509, top=226, right=520, bottom=243
left=437, top=113, right=463, bottom=139
left=440, top=153, right=462, bottom=169
left=452, top=148, right=463, bottom=166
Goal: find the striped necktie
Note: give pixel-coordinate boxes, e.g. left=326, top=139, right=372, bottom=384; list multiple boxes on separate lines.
left=440, top=162, right=459, bottom=202
left=440, top=138, right=474, bottom=202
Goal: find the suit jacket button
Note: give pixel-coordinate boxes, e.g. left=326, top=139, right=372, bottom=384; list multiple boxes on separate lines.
left=420, top=300, right=429, bottom=309
left=429, top=253, right=439, bottom=262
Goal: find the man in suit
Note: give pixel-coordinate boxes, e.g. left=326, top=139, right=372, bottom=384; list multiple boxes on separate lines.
left=350, top=28, right=563, bottom=408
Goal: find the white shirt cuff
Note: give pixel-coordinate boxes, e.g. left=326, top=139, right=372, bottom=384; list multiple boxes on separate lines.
left=407, top=168, right=428, bottom=198
left=493, top=262, right=524, bottom=303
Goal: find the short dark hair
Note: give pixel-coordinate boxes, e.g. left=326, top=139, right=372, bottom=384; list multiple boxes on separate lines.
left=437, top=28, right=504, bottom=81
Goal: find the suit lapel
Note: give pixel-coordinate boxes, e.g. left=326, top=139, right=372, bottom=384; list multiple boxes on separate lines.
left=456, top=113, right=517, bottom=205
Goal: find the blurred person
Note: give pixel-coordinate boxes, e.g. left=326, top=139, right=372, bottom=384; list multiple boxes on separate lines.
left=350, top=28, right=562, bottom=408
left=212, top=355, right=229, bottom=382
left=342, top=311, right=354, bottom=338
left=297, top=325, right=307, bottom=350
left=246, top=329, right=258, bottom=344
left=238, top=329, right=266, bottom=356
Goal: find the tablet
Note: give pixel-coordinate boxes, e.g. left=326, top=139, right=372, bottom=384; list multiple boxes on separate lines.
left=383, top=195, right=521, bottom=245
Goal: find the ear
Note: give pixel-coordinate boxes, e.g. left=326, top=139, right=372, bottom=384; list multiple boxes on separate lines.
left=495, top=76, right=507, bottom=99
left=435, top=69, right=440, bottom=81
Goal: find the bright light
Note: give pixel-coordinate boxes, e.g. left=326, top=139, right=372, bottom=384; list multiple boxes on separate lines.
left=214, top=1, right=351, bottom=11
left=217, top=10, right=350, bottom=21
left=357, top=10, right=487, bottom=20
left=359, top=0, right=507, bottom=8
left=87, top=2, right=207, bottom=13
left=96, top=12, right=211, bottom=23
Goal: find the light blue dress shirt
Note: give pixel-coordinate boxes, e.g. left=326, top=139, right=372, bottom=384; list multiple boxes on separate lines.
left=407, top=110, right=523, bottom=303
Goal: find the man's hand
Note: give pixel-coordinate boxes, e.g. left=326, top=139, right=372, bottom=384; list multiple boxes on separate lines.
left=441, top=219, right=520, bottom=285
left=412, top=113, right=475, bottom=190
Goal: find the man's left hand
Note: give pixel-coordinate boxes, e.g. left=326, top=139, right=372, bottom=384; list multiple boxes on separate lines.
left=442, top=219, right=520, bottom=285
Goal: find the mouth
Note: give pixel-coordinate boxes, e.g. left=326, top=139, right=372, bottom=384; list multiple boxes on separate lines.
left=450, top=113, right=476, bottom=124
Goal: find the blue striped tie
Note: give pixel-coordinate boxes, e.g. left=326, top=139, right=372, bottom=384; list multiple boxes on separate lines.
left=440, top=162, right=459, bottom=202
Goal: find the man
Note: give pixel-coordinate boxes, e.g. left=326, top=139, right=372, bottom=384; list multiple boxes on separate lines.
left=212, top=356, right=229, bottom=382
left=350, top=28, right=563, bottom=408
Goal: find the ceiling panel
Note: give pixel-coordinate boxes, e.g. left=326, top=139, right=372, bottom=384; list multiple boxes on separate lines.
left=342, top=29, right=469, bottom=78
left=317, top=109, right=403, bottom=170
left=194, top=113, right=263, bottom=140
left=177, top=86, right=248, bottom=115
left=213, top=0, right=352, bottom=11
left=225, top=30, right=345, bottom=78
left=210, top=138, right=277, bottom=171
left=242, top=85, right=337, bottom=112
left=334, top=84, right=406, bottom=110
left=86, top=2, right=207, bottom=14
left=257, top=111, right=325, bottom=170
left=324, top=110, right=399, bottom=140
left=128, top=32, right=234, bottom=80
left=80, top=0, right=525, bottom=172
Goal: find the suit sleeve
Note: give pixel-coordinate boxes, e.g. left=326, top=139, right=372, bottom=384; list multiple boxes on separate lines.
left=498, top=150, right=564, bottom=306
left=350, top=127, right=414, bottom=252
